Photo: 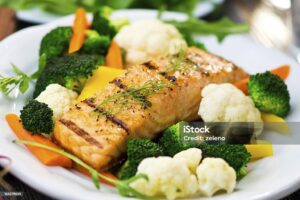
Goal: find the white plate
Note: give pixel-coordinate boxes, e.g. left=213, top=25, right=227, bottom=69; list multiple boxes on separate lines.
left=1, top=10, right=300, bottom=200
left=16, top=1, right=224, bottom=24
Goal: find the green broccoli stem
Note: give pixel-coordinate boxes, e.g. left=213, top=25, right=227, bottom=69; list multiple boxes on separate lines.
left=13, top=140, right=153, bottom=199
left=238, top=166, right=248, bottom=179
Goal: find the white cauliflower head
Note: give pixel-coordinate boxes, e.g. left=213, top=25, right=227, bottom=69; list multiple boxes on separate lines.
left=130, top=156, right=198, bottom=200
left=197, top=158, right=236, bottom=197
left=173, top=148, right=202, bottom=173
left=35, top=84, right=78, bottom=120
left=198, top=83, right=262, bottom=122
left=115, top=19, right=187, bottom=66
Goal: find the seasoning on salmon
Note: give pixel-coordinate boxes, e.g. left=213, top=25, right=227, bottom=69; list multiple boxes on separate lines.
left=54, top=48, right=248, bottom=171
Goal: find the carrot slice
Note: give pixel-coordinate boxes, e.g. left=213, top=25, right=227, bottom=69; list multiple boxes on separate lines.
left=6, top=114, right=72, bottom=168
left=73, top=163, right=117, bottom=187
left=234, top=65, right=290, bottom=94
left=68, top=8, right=88, bottom=53
left=270, top=64, right=290, bottom=80
left=105, top=40, right=123, bottom=69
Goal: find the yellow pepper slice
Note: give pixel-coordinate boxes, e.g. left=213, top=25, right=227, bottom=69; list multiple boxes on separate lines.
left=261, top=113, right=289, bottom=135
left=245, top=144, right=273, bottom=160
left=78, top=66, right=125, bottom=101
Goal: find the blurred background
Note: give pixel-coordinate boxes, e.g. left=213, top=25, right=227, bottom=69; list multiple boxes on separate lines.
left=0, top=0, right=299, bottom=199
left=0, top=0, right=299, bottom=63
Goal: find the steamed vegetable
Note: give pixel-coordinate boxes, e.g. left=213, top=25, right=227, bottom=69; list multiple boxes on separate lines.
left=114, top=19, right=187, bottom=66
left=92, top=6, right=129, bottom=39
left=248, top=71, right=290, bottom=117
left=158, top=121, right=189, bottom=156
left=80, top=30, right=111, bottom=55
left=69, top=8, right=89, bottom=53
left=127, top=138, right=164, bottom=165
left=118, top=138, right=164, bottom=180
left=78, top=67, right=125, bottom=101
left=6, top=114, right=72, bottom=167
left=20, top=100, right=54, bottom=134
left=40, top=27, right=73, bottom=60
left=130, top=148, right=201, bottom=199
left=33, top=54, right=103, bottom=98
left=35, top=84, right=78, bottom=120
left=159, top=122, right=251, bottom=178
left=105, top=40, right=123, bottom=68
left=197, top=158, right=236, bottom=197
left=245, top=144, right=273, bottom=160
left=118, top=160, right=138, bottom=180
left=261, top=113, right=289, bottom=134
left=198, top=83, right=262, bottom=123
left=234, top=65, right=290, bottom=94
left=197, top=144, right=251, bottom=178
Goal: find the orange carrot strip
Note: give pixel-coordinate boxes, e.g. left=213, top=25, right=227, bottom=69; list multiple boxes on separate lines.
left=5, top=114, right=72, bottom=168
left=73, top=163, right=117, bottom=187
left=68, top=8, right=88, bottom=53
left=234, top=65, right=290, bottom=94
left=105, top=40, right=123, bottom=69
left=270, top=64, right=290, bottom=80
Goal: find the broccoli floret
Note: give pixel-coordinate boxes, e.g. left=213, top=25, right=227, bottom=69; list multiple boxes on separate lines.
left=118, top=138, right=164, bottom=180
left=198, top=144, right=251, bottom=178
left=39, top=27, right=72, bottom=60
left=248, top=71, right=290, bottom=117
left=159, top=122, right=251, bottom=178
left=158, top=121, right=191, bottom=156
left=92, top=6, right=129, bottom=39
left=117, top=161, right=138, bottom=180
left=127, top=138, right=164, bottom=165
left=33, top=54, right=103, bottom=98
left=80, top=30, right=111, bottom=55
left=20, top=100, right=53, bottom=134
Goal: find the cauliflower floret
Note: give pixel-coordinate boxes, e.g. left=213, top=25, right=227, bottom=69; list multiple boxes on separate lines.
left=198, top=83, right=262, bottom=122
left=173, top=148, right=202, bottom=173
left=197, top=158, right=236, bottom=197
left=130, top=156, right=198, bottom=200
left=115, top=20, right=187, bottom=66
left=35, top=84, right=78, bottom=120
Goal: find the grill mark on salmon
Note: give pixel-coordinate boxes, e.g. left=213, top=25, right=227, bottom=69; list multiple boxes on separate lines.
left=159, top=72, right=177, bottom=82
left=143, top=61, right=158, bottom=70
left=82, top=99, right=130, bottom=132
left=110, top=78, right=128, bottom=90
left=59, top=119, right=103, bottom=149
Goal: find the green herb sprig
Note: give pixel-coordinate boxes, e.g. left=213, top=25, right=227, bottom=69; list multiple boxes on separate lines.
left=0, top=54, right=46, bottom=95
left=97, top=80, right=172, bottom=116
left=164, top=49, right=193, bottom=73
left=13, top=140, right=154, bottom=199
left=166, top=17, right=249, bottom=43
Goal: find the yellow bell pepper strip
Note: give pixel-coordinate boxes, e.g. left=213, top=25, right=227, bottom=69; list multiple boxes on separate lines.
left=245, top=144, right=273, bottom=160
left=261, top=113, right=289, bottom=135
left=78, top=66, right=125, bottom=101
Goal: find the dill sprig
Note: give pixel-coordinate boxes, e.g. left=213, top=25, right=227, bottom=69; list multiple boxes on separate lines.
left=97, top=80, right=172, bottom=116
left=164, top=48, right=192, bottom=73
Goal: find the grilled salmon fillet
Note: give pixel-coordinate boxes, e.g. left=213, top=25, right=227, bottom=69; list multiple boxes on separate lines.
left=54, top=48, right=248, bottom=171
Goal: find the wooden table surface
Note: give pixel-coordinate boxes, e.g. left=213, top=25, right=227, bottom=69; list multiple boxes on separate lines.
left=1, top=1, right=300, bottom=200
